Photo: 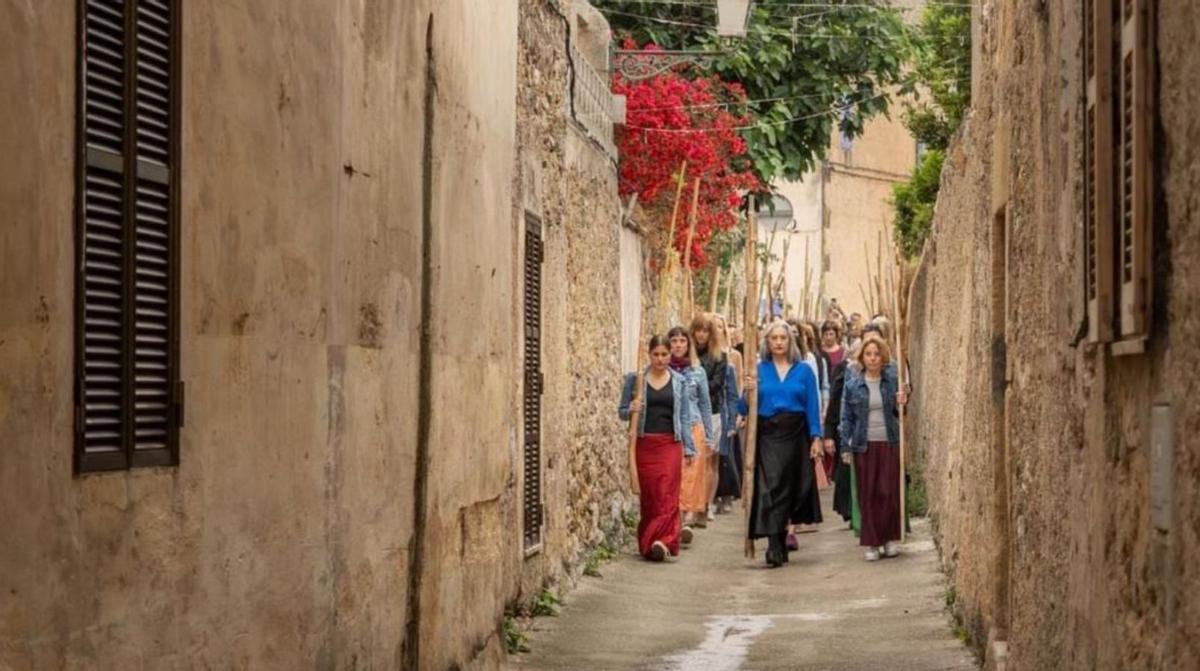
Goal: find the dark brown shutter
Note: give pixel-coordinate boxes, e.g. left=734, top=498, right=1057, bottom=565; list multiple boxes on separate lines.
left=131, top=0, right=176, bottom=465
left=522, top=215, right=544, bottom=551
left=75, top=0, right=179, bottom=473
left=1116, top=0, right=1153, bottom=339
left=1083, top=0, right=1115, bottom=344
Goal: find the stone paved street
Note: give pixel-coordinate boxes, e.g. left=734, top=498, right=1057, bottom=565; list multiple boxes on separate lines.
left=509, top=490, right=978, bottom=671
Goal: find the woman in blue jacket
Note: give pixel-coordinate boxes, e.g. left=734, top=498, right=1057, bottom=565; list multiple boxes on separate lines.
left=618, top=335, right=699, bottom=562
left=739, top=321, right=825, bottom=567
left=839, top=334, right=908, bottom=561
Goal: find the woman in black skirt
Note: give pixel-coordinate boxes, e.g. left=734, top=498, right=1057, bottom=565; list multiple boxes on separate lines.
left=738, top=321, right=825, bottom=567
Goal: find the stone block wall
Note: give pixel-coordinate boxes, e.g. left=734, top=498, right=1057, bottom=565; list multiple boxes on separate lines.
left=906, top=2, right=1200, bottom=669
left=514, top=0, right=633, bottom=600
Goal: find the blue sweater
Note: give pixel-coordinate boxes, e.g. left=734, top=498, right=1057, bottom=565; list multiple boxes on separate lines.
left=738, top=359, right=824, bottom=440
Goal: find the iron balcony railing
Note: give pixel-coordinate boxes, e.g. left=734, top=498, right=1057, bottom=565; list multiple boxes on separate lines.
left=568, top=41, right=617, bottom=159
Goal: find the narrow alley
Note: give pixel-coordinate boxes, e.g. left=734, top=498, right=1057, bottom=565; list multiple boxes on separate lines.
left=2, top=0, right=1197, bottom=670
left=511, top=492, right=976, bottom=671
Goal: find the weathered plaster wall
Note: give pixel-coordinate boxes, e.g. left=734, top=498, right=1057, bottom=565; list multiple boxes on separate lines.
left=822, top=112, right=915, bottom=318
left=907, top=2, right=1199, bottom=669
left=0, top=1, right=520, bottom=669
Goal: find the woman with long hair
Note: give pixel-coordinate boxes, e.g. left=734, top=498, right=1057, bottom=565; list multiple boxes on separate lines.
left=690, top=313, right=740, bottom=520
left=617, top=335, right=699, bottom=562
left=823, top=321, right=853, bottom=524
left=713, top=314, right=743, bottom=512
left=739, top=321, right=825, bottom=567
left=666, top=326, right=714, bottom=538
left=838, top=334, right=908, bottom=561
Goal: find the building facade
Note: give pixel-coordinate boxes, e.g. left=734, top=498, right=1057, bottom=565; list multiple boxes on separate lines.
left=0, top=1, right=630, bottom=668
left=906, top=2, right=1198, bottom=668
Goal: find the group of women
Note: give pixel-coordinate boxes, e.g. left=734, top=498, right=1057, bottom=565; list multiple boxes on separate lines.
left=618, top=311, right=907, bottom=566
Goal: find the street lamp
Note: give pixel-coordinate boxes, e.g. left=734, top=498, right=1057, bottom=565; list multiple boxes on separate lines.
left=717, top=0, right=752, bottom=38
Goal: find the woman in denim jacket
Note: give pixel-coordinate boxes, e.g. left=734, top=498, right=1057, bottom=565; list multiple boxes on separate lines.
left=690, top=313, right=741, bottom=520
left=838, top=334, right=908, bottom=561
left=618, top=335, right=699, bottom=562
left=666, top=326, right=714, bottom=536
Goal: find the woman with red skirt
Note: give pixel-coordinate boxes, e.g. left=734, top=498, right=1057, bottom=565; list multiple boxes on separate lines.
left=838, top=334, right=909, bottom=561
left=618, top=335, right=700, bottom=562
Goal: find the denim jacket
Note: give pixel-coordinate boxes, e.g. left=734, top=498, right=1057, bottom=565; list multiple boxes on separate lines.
left=618, top=369, right=699, bottom=456
left=838, top=362, right=900, bottom=454
left=678, top=365, right=715, bottom=445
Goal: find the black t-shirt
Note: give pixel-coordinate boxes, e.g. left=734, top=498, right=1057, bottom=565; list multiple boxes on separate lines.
left=643, top=379, right=675, bottom=434
left=698, top=349, right=727, bottom=412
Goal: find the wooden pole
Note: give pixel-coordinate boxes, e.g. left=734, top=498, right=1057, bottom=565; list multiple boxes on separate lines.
left=681, top=178, right=701, bottom=322
left=742, top=197, right=761, bottom=559
left=724, top=261, right=737, bottom=323
left=627, top=319, right=648, bottom=495
left=757, top=225, right=778, bottom=311
left=708, top=264, right=722, bottom=314
left=655, top=162, right=689, bottom=332
left=893, top=256, right=907, bottom=542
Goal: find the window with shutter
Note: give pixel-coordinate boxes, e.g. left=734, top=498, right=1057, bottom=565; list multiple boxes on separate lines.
left=1116, top=0, right=1153, bottom=342
left=522, top=215, right=544, bottom=552
left=1083, top=0, right=1115, bottom=344
left=75, top=0, right=181, bottom=473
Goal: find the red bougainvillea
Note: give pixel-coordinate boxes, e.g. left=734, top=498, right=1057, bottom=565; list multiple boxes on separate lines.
left=614, top=42, right=760, bottom=269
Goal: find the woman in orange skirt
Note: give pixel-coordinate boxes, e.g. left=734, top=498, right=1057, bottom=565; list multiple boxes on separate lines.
left=666, top=326, right=714, bottom=539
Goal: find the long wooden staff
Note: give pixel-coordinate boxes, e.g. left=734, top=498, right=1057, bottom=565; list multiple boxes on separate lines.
left=627, top=320, right=648, bottom=494
left=893, top=254, right=907, bottom=541
left=708, top=265, right=722, bottom=314
left=742, top=198, right=761, bottom=558
left=681, top=178, right=701, bottom=322
left=655, top=162, right=688, bottom=332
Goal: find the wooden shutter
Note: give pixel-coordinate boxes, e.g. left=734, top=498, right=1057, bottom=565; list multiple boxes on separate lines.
left=76, top=0, right=180, bottom=473
left=131, top=0, right=177, bottom=464
left=1116, top=0, right=1153, bottom=339
left=1083, top=0, right=1115, bottom=343
left=522, top=215, right=544, bottom=552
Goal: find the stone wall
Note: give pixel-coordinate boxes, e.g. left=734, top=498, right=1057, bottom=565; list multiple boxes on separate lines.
left=514, top=0, right=634, bottom=600
left=906, top=2, right=1200, bottom=669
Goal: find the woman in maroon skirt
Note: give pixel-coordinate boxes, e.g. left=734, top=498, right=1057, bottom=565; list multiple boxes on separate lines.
left=838, top=334, right=908, bottom=561
left=618, top=335, right=699, bottom=562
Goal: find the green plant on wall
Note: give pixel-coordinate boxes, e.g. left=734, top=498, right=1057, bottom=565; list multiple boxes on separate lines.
left=891, top=1, right=971, bottom=259
left=892, top=149, right=944, bottom=259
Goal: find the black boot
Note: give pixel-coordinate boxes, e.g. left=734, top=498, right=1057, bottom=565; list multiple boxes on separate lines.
left=765, top=534, right=784, bottom=568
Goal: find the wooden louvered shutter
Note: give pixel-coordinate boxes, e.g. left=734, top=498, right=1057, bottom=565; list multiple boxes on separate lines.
left=77, top=0, right=131, bottom=471
left=522, top=215, right=544, bottom=552
left=130, top=0, right=178, bottom=465
left=1116, top=0, right=1153, bottom=340
left=1083, top=0, right=1115, bottom=344
left=76, top=0, right=180, bottom=473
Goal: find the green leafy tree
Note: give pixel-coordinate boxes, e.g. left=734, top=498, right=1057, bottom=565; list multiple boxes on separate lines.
left=892, top=148, right=944, bottom=259
left=597, top=0, right=911, bottom=185
left=892, top=1, right=971, bottom=258
left=901, top=2, right=971, bottom=150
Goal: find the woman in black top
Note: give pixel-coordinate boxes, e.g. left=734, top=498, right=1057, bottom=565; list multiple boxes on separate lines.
left=618, top=336, right=698, bottom=562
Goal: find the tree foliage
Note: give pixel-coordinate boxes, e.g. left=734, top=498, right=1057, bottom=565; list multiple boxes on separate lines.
left=892, top=1, right=971, bottom=258
left=597, top=0, right=911, bottom=186
left=901, top=2, right=972, bottom=150
left=892, top=148, right=944, bottom=259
